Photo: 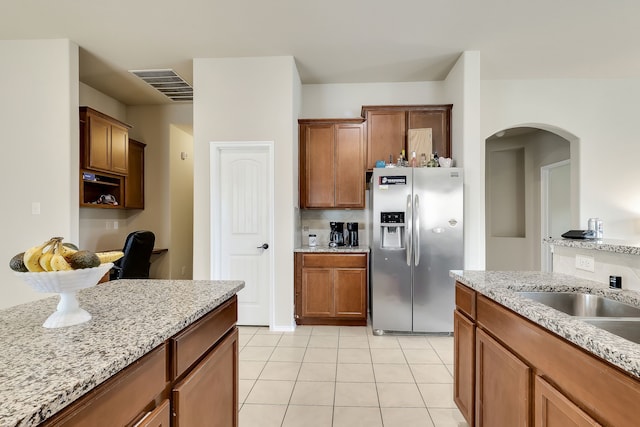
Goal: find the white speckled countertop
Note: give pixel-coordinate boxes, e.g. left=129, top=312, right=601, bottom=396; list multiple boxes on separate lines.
left=295, top=245, right=370, bottom=253
left=0, top=279, right=244, bottom=427
left=450, top=270, right=640, bottom=379
left=545, top=237, right=640, bottom=255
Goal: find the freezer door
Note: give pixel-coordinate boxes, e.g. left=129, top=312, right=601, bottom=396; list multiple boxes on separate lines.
left=370, top=168, right=413, bottom=332
left=412, top=168, right=463, bottom=333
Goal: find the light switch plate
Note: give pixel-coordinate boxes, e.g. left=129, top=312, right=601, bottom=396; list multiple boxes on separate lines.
left=575, top=254, right=595, bottom=272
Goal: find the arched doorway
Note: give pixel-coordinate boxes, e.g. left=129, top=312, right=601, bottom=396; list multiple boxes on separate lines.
left=485, top=126, right=576, bottom=271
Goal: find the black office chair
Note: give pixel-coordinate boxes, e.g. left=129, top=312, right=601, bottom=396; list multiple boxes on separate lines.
left=109, top=230, right=155, bottom=280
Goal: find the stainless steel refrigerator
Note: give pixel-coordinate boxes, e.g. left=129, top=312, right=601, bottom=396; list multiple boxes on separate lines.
left=370, top=167, right=463, bottom=334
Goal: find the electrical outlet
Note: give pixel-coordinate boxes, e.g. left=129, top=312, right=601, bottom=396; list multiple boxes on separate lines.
left=302, top=225, right=309, bottom=233
left=575, top=255, right=595, bottom=272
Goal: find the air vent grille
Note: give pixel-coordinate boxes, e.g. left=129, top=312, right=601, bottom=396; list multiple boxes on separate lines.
left=129, top=69, right=193, bottom=102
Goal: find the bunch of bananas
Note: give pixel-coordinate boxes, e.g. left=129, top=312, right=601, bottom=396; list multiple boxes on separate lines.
left=10, top=237, right=124, bottom=273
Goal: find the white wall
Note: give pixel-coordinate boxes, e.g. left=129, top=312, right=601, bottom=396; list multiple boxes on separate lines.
left=482, top=79, right=640, bottom=240
left=443, top=51, right=483, bottom=269
left=193, top=56, right=300, bottom=330
left=169, top=124, right=194, bottom=279
left=1, top=39, right=79, bottom=309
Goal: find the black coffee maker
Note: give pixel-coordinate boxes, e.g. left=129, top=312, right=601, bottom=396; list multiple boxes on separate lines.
left=329, top=222, right=345, bottom=246
left=347, top=222, right=359, bottom=247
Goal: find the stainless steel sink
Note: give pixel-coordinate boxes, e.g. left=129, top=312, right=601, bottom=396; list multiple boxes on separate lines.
left=515, top=292, right=640, bottom=318
left=582, top=319, right=640, bottom=345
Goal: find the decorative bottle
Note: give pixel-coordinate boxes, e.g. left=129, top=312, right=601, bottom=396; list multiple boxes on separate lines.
left=426, top=154, right=438, bottom=167
left=410, top=151, right=417, bottom=168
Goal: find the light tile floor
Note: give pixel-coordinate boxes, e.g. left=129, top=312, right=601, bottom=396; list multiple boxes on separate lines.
left=238, top=325, right=469, bottom=427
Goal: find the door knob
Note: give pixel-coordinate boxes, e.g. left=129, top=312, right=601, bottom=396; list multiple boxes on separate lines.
left=257, top=243, right=269, bottom=250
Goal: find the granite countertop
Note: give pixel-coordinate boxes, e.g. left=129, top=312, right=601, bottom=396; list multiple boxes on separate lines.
left=450, top=270, right=640, bottom=379
left=295, top=245, right=370, bottom=253
left=0, top=279, right=244, bottom=427
left=545, top=237, right=640, bottom=255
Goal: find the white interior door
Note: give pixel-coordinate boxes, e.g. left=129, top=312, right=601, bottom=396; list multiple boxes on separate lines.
left=541, top=160, right=571, bottom=272
left=212, top=143, right=273, bottom=326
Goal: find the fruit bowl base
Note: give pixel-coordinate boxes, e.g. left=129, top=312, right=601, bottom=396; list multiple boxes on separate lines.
left=43, top=291, right=92, bottom=328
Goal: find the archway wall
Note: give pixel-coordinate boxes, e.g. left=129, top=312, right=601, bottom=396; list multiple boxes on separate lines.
left=481, top=79, right=640, bottom=241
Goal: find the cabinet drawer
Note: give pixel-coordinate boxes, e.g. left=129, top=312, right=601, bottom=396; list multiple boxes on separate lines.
left=46, top=344, right=168, bottom=427
left=134, top=399, right=170, bottom=427
left=170, top=296, right=237, bottom=380
left=302, top=253, right=367, bottom=268
left=455, top=282, right=476, bottom=320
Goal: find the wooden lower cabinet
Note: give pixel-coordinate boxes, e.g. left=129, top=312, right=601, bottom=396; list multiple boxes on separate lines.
left=534, top=376, right=601, bottom=427
left=454, top=281, right=640, bottom=427
left=173, top=328, right=239, bottom=427
left=41, top=297, right=238, bottom=427
left=295, top=252, right=368, bottom=326
left=476, top=328, right=531, bottom=427
left=453, top=310, right=475, bottom=427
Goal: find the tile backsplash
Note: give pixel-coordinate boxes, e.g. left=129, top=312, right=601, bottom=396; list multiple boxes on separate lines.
left=300, top=194, right=371, bottom=247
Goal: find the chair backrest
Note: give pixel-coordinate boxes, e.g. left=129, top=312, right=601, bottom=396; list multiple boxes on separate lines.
left=115, top=230, right=155, bottom=279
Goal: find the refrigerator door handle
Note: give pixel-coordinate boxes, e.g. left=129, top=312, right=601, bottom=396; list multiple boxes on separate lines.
left=414, top=194, right=420, bottom=266
left=406, top=194, right=412, bottom=266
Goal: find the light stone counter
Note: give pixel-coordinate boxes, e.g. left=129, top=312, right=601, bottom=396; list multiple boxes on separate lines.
left=545, top=237, right=640, bottom=255
left=450, top=270, right=640, bottom=379
left=295, top=245, right=370, bottom=253
left=0, top=279, right=244, bottom=427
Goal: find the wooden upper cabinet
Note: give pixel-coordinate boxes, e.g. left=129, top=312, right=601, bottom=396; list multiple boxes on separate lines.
left=363, top=109, right=406, bottom=170
left=125, top=139, right=146, bottom=209
left=299, top=119, right=365, bottom=209
left=80, top=107, right=132, bottom=175
left=362, top=105, right=453, bottom=170
left=407, top=106, right=452, bottom=159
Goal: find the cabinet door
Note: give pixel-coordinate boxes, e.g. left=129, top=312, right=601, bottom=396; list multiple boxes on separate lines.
left=138, top=399, right=170, bottom=427
left=87, top=114, right=112, bottom=172
left=366, top=110, right=405, bottom=170
left=125, top=139, right=145, bottom=208
left=534, top=376, right=601, bottom=427
left=407, top=106, right=452, bottom=159
left=301, top=268, right=334, bottom=317
left=476, top=328, right=531, bottom=427
left=302, top=124, right=335, bottom=207
left=173, top=328, right=239, bottom=427
left=334, top=268, right=366, bottom=318
left=110, top=124, right=129, bottom=174
left=335, top=123, right=365, bottom=208
left=454, top=310, right=475, bottom=427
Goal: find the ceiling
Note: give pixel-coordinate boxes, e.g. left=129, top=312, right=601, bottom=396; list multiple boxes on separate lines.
left=3, top=0, right=639, bottom=106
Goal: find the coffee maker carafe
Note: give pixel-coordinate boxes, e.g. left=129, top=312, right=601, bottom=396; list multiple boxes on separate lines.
left=329, top=222, right=345, bottom=246
left=347, top=222, right=359, bottom=247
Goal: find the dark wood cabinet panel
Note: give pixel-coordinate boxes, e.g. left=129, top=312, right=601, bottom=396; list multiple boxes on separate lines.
left=80, top=107, right=131, bottom=175
left=476, top=328, right=531, bottom=427
left=302, top=123, right=335, bottom=207
left=299, top=119, right=365, bottom=209
left=125, top=139, right=145, bottom=209
left=335, top=123, right=365, bottom=208
left=407, top=106, right=452, bottom=159
left=534, top=376, right=601, bottom=427
left=454, top=310, right=475, bottom=427
left=45, top=345, right=168, bottom=427
left=301, top=268, right=334, bottom=317
left=295, top=252, right=368, bottom=325
left=364, top=109, right=406, bottom=170
left=334, top=268, right=367, bottom=318
left=362, top=105, right=453, bottom=170
left=172, top=328, right=239, bottom=427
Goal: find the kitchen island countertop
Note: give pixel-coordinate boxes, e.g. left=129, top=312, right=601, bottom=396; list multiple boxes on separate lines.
left=451, top=270, right=640, bottom=379
left=0, top=279, right=244, bottom=427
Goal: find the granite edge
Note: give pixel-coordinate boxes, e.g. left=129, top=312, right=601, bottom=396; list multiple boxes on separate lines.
left=545, top=238, right=640, bottom=255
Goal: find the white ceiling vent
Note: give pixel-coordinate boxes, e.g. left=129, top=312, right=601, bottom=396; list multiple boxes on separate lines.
left=129, top=69, right=193, bottom=102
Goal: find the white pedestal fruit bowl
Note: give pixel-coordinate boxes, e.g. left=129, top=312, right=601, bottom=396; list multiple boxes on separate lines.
left=15, top=263, right=113, bottom=328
